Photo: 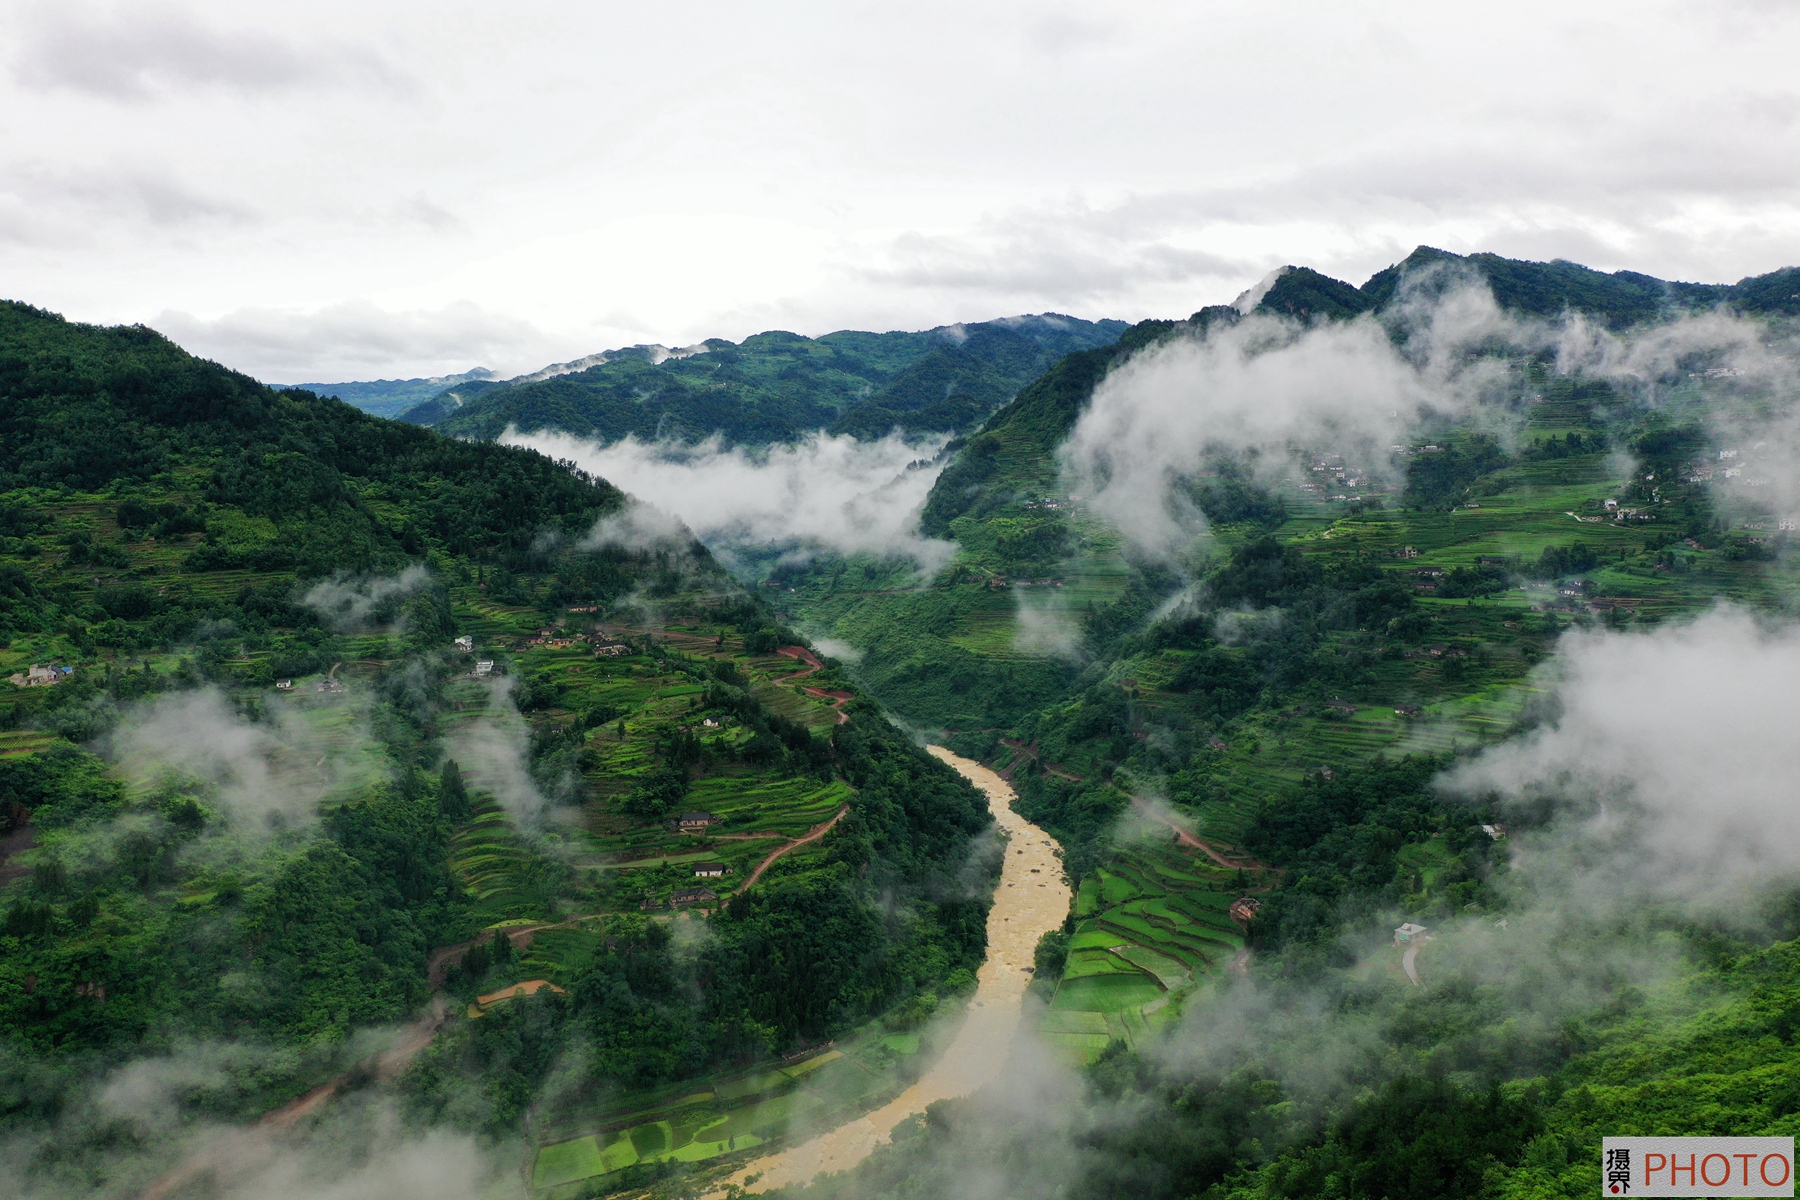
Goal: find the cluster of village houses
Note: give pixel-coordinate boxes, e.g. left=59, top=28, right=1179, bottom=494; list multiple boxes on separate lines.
left=1298, top=452, right=1380, bottom=503
left=443, top=626, right=634, bottom=680
left=273, top=676, right=344, bottom=694
left=515, top=626, right=629, bottom=654
left=265, top=619, right=638, bottom=692
left=626, top=811, right=747, bottom=911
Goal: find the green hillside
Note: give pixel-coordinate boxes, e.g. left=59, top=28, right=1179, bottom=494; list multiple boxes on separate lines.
left=0, top=301, right=995, bottom=1196
left=416, top=314, right=1128, bottom=444
left=923, top=249, right=1800, bottom=539
left=5, top=241, right=1800, bottom=1199
left=752, top=248, right=1800, bottom=1200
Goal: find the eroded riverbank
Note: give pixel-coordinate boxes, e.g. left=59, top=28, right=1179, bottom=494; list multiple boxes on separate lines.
left=718, top=746, right=1070, bottom=1194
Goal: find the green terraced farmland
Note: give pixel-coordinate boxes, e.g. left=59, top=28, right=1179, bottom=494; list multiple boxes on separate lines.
left=1049, top=840, right=1249, bottom=1058
left=526, top=1021, right=925, bottom=1195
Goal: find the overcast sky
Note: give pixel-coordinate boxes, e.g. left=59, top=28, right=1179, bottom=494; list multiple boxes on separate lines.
left=3, top=0, right=1799, bottom=382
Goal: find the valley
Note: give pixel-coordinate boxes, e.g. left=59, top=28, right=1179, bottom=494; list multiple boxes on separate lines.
left=5, top=245, right=1800, bottom=1200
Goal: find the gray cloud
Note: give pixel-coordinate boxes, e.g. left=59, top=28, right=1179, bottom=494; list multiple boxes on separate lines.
left=154, top=302, right=556, bottom=384
left=4, top=2, right=1800, bottom=395
left=13, top=4, right=412, bottom=100
left=862, top=215, right=1251, bottom=308
left=0, top=161, right=254, bottom=246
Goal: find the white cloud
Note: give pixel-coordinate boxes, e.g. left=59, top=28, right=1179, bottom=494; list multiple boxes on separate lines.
left=300, top=565, right=432, bottom=633
left=154, top=302, right=554, bottom=384
left=1058, top=272, right=1800, bottom=561
left=105, top=687, right=381, bottom=826
left=1012, top=588, right=1086, bottom=660
left=1, top=1, right=1798, bottom=378
left=1058, top=290, right=1496, bottom=557
left=511, top=429, right=956, bottom=572
left=443, top=677, right=555, bottom=824
left=812, top=636, right=863, bottom=664
left=1443, top=607, right=1800, bottom=905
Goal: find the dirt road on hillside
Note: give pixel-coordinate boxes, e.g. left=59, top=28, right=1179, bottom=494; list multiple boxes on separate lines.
left=138, top=998, right=450, bottom=1199
left=728, top=805, right=850, bottom=899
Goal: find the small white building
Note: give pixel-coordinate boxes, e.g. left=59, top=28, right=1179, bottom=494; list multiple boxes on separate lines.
left=454, top=635, right=473, bottom=652
left=473, top=660, right=494, bottom=677
left=275, top=679, right=293, bottom=690
left=7, top=664, right=67, bottom=688
left=1394, top=922, right=1429, bottom=944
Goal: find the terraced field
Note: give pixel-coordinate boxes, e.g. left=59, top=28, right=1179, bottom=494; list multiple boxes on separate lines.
left=528, top=1034, right=920, bottom=1197
left=428, top=596, right=864, bottom=921
left=448, top=798, right=565, bottom=924
left=1042, top=841, right=1245, bottom=1060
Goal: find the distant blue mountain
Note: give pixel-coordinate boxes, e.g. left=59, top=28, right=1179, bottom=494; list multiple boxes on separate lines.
left=283, top=368, right=501, bottom=419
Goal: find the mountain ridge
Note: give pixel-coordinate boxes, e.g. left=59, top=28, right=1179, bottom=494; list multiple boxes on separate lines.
left=399, top=313, right=1129, bottom=445
left=918, top=246, right=1800, bottom=536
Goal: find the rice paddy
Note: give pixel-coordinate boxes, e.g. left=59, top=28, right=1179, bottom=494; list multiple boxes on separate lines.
left=527, top=1031, right=921, bottom=1196
left=1042, top=839, right=1245, bottom=1059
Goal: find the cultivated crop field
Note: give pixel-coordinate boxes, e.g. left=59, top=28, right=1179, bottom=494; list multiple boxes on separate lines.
left=434, top=595, right=857, bottom=913
left=1043, top=839, right=1245, bottom=1059
left=527, top=1027, right=934, bottom=1196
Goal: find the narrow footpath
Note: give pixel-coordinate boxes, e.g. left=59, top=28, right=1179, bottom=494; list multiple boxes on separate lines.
left=716, top=747, right=1070, bottom=1195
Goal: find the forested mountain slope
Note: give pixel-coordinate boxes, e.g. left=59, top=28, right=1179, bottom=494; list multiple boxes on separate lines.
left=921, top=248, right=1800, bottom=538
left=402, top=314, right=1128, bottom=445
left=0, top=301, right=994, bottom=1197
left=748, top=247, right=1800, bottom=1200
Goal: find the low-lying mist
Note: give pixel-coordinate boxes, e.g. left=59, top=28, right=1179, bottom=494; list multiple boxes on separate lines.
left=781, top=604, right=1800, bottom=1200
left=0, top=564, right=584, bottom=1200
left=1060, top=270, right=1800, bottom=562
left=506, top=429, right=955, bottom=574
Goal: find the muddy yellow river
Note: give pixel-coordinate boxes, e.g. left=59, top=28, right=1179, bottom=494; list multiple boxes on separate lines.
left=718, top=746, right=1071, bottom=1194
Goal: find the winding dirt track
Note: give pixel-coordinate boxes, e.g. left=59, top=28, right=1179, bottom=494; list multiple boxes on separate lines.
left=138, top=998, right=451, bottom=1200
left=1128, top=795, right=1268, bottom=871
left=715, top=747, right=1070, bottom=1195
left=729, top=805, right=850, bottom=898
